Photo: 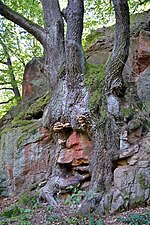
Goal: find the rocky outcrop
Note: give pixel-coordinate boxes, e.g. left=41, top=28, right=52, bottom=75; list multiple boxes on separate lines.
left=22, top=57, right=48, bottom=101
left=0, top=120, right=52, bottom=196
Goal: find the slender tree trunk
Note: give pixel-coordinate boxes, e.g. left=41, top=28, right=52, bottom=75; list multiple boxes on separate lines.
left=0, top=40, right=21, bottom=99
left=66, top=0, right=84, bottom=88
left=41, top=0, right=65, bottom=89
left=7, top=57, right=21, bottom=98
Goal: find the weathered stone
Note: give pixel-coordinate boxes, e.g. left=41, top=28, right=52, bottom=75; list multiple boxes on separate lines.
left=120, top=130, right=130, bottom=151
left=114, top=166, right=136, bottom=191
left=57, top=131, right=92, bottom=165
left=57, top=149, right=73, bottom=164
left=110, top=189, right=124, bottom=214
left=22, top=57, right=48, bottom=101
left=120, top=144, right=139, bottom=159
left=128, top=127, right=143, bottom=144
left=0, top=121, right=52, bottom=196
left=137, top=30, right=150, bottom=72
left=137, top=68, right=150, bottom=112
left=114, top=165, right=150, bottom=207
left=127, top=154, right=139, bottom=165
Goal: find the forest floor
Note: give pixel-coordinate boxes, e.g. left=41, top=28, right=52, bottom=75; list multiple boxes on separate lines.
left=0, top=196, right=150, bottom=225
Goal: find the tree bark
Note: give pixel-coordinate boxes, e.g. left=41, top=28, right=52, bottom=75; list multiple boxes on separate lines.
left=105, top=0, right=130, bottom=96
left=66, top=0, right=84, bottom=88
left=41, top=0, right=65, bottom=88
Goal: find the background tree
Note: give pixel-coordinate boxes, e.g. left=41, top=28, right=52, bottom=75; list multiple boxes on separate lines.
left=0, top=0, right=43, bottom=117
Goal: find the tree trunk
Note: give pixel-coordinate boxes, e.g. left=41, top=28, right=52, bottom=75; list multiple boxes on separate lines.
left=41, top=0, right=65, bottom=89
left=0, top=0, right=130, bottom=209
left=42, top=0, right=89, bottom=128
left=90, top=0, right=130, bottom=191
left=66, top=0, right=84, bottom=87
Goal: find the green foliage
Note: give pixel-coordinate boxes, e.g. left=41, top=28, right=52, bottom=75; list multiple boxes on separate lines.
left=65, top=184, right=86, bottom=209
left=0, top=192, right=40, bottom=225
left=117, top=210, right=150, bottom=225
left=84, top=0, right=150, bottom=34
left=0, top=205, right=32, bottom=225
left=17, top=192, right=38, bottom=208
left=121, top=106, right=134, bottom=120
left=0, top=0, right=43, bottom=118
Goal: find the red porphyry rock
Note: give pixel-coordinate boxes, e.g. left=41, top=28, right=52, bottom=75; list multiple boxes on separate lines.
left=57, top=131, right=92, bottom=165
left=134, top=30, right=150, bottom=75
left=22, top=58, right=47, bottom=100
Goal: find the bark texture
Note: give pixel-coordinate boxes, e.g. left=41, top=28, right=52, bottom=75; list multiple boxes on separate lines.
left=66, top=0, right=84, bottom=87
left=41, top=0, right=65, bottom=88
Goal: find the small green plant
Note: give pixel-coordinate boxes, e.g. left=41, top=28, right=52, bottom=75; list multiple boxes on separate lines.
left=17, top=192, right=39, bottom=208
left=66, top=216, right=80, bottom=225
left=65, top=184, right=86, bottom=209
left=117, top=211, right=150, bottom=225
left=47, top=214, right=61, bottom=223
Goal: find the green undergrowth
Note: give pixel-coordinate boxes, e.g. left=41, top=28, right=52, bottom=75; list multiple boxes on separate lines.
left=0, top=189, right=105, bottom=225
left=0, top=192, right=38, bottom=225
left=117, top=209, right=150, bottom=225
left=85, top=63, right=106, bottom=119
left=0, top=188, right=149, bottom=225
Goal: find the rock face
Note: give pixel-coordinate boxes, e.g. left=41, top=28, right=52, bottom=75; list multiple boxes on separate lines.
left=58, top=131, right=92, bottom=166
left=0, top=121, right=52, bottom=196
left=22, top=57, right=48, bottom=101
left=0, top=11, right=150, bottom=214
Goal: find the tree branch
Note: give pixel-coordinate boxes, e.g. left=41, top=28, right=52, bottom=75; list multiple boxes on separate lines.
left=0, top=97, right=15, bottom=104
left=105, top=0, right=130, bottom=96
left=0, top=1, right=46, bottom=45
left=0, top=87, right=13, bottom=90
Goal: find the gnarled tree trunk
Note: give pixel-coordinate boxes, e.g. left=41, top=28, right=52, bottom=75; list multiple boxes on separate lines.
left=0, top=0, right=130, bottom=210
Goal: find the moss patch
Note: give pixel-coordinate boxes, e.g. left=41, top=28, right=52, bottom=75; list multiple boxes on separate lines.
left=24, top=94, right=51, bottom=119
left=138, top=172, right=149, bottom=189
left=16, top=121, right=38, bottom=148
left=11, top=93, right=51, bottom=128
left=85, top=63, right=106, bottom=119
